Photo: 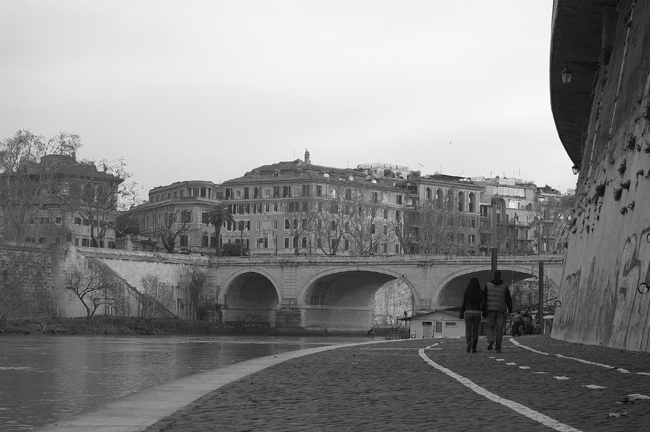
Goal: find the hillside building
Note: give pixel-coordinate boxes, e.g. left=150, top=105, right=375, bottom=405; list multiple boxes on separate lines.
left=0, top=154, right=122, bottom=248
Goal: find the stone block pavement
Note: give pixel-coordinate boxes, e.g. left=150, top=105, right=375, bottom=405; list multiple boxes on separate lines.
left=142, top=335, right=650, bottom=432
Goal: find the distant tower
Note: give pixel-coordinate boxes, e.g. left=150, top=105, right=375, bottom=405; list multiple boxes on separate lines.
left=304, top=149, right=311, bottom=165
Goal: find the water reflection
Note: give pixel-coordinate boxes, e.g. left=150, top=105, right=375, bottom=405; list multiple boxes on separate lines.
left=0, top=335, right=374, bottom=431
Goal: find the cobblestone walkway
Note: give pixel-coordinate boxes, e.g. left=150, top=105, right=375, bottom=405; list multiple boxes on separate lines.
left=143, top=336, right=650, bottom=431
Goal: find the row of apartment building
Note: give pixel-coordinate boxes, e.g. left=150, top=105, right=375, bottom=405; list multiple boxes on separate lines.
left=130, top=151, right=573, bottom=256
left=0, top=151, right=572, bottom=256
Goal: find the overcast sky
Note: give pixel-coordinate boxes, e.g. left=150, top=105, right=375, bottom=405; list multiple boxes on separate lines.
left=0, top=0, right=577, bottom=194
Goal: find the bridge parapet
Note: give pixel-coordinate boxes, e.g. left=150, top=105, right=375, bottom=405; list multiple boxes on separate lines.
left=210, top=253, right=564, bottom=267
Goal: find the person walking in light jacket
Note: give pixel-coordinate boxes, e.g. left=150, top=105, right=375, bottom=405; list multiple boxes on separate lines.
left=482, top=270, right=513, bottom=353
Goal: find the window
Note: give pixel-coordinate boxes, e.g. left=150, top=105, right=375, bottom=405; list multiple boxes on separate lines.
left=83, top=218, right=89, bottom=226
left=373, top=192, right=378, bottom=203
left=285, top=219, right=290, bottom=229
left=180, top=235, right=189, bottom=247
left=383, top=209, right=388, bottom=219
left=284, top=237, right=290, bottom=248
left=316, top=185, right=323, bottom=197
left=74, top=238, right=80, bottom=246
left=243, top=187, right=249, bottom=199
left=202, top=213, right=209, bottom=224
left=38, top=237, right=47, bottom=244
left=81, top=238, right=89, bottom=247
left=202, top=236, right=209, bottom=247
left=396, top=195, right=403, bottom=205
left=273, top=220, right=278, bottom=229
left=283, top=186, right=291, bottom=198
left=444, top=322, right=457, bottom=327
left=383, top=225, right=387, bottom=235
left=302, top=185, right=310, bottom=197
left=345, top=189, right=352, bottom=200
left=301, top=237, right=307, bottom=248
left=181, top=210, right=192, bottom=223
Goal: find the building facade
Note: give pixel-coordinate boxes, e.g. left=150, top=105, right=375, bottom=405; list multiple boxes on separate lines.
left=131, top=180, right=222, bottom=253
left=221, top=152, right=410, bottom=256
left=472, top=176, right=538, bottom=255
left=0, top=154, right=122, bottom=248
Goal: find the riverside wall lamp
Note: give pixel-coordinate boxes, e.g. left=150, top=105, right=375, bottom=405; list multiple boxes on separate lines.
left=561, top=62, right=600, bottom=84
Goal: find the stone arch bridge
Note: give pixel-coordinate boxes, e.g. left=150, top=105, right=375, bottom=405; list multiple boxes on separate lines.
left=210, top=254, right=564, bottom=332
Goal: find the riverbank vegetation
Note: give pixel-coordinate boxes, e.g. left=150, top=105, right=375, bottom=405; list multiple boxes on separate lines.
left=0, top=316, right=376, bottom=337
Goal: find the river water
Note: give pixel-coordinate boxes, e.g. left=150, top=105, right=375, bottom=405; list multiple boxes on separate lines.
left=0, top=334, right=376, bottom=431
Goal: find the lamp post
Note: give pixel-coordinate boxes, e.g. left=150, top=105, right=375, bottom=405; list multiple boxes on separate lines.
left=561, top=62, right=600, bottom=84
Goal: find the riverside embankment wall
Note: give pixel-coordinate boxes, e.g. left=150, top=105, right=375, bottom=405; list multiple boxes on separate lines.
left=552, top=1, right=650, bottom=352
left=0, top=244, right=213, bottom=321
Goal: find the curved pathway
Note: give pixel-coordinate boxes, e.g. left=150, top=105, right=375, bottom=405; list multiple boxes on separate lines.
left=35, top=336, right=650, bottom=431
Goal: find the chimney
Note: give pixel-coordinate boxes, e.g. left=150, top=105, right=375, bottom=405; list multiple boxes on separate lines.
left=304, top=149, right=311, bottom=165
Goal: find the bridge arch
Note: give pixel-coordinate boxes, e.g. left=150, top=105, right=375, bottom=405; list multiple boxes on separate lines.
left=220, top=268, right=282, bottom=324
left=298, top=268, right=420, bottom=331
left=436, top=265, right=536, bottom=307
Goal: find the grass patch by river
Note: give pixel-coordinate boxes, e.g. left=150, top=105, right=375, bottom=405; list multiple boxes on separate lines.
left=0, top=317, right=216, bottom=335
left=0, top=317, right=378, bottom=337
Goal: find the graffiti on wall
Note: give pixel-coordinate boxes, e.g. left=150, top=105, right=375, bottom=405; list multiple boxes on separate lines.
left=557, top=226, right=650, bottom=351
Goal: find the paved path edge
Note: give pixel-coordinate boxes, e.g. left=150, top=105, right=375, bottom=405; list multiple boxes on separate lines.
left=32, top=339, right=398, bottom=432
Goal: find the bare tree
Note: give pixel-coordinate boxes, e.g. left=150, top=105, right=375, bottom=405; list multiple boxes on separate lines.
left=154, top=206, right=197, bottom=253
left=0, top=248, right=40, bottom=327
left=313, top=184, right=354, bottom=255
left=372, top=280, right=413, bottom=329
left=180, top=265, right=208, bottom=320
left=0, top=130, right=81, bottom=173
left=64, top=258, right=123, bottom=324
left=345, top=187, right=390, bottom=256
left=139, top=273, right=175, bottom=318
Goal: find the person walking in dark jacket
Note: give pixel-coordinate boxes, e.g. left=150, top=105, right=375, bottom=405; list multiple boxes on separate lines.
left=482, top=270, right=513, bottom=353
left=459, top=277, right=485, bottom=353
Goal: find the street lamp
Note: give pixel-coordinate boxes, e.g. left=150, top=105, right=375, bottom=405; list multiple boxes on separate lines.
left=561, top=62, right=600, bottom=84
left=572, top=164, right=580, bottom=175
